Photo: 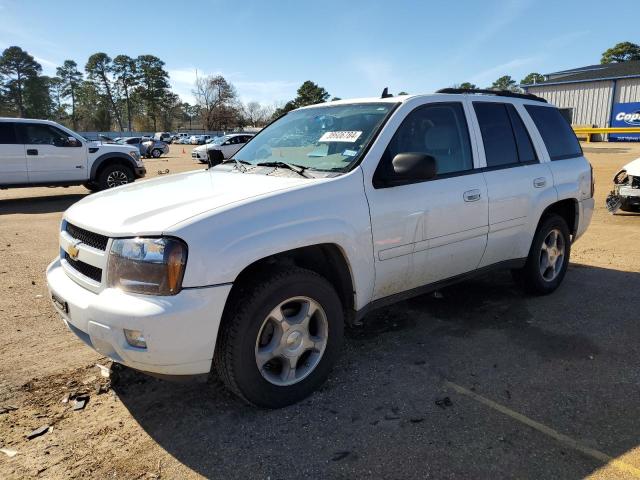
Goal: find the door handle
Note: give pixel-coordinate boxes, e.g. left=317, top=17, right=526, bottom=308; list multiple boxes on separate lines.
left=463, top=189, right=481, bottom=202
left=533, top=177, right=547, bottom=188
left=27, top=149, right=38, bottom=156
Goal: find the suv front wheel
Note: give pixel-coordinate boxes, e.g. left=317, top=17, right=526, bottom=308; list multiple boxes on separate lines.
left=512, top=213, right=571, bottom=295
left=214, top=266, right=344, bottom=408
left=97, top=164, right=134, bottom=190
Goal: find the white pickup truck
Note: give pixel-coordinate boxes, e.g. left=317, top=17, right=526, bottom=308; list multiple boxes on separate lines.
left=46, top=90, right=594, bottom=408
left=0, top=118, right=146, bottom=191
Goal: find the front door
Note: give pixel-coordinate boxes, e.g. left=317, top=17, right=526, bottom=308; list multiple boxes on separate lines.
left=0, top=122, right=27, bottom=185
left=364, top=101, right=489, bottom=300
left=19, top=123, right=86, bottom=183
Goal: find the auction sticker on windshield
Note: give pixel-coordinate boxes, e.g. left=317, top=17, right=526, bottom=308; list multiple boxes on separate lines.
left=319, top=131, right=362, bottom=142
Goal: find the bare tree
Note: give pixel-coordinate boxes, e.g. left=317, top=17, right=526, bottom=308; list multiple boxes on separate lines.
left=193, top=75, right=239, bottom=130
left=241, top=101, right=273, bottom=126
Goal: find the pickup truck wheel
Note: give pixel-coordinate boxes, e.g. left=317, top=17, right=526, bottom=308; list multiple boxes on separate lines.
left=151, top=148, right=162, bottom=158
left=97, top=164, right=134, bottom=190
left=512, top=214, right=571, bottom=295
left=214, top=266, right=344, bottom=408
left=82, top=182, right=99, bottom=192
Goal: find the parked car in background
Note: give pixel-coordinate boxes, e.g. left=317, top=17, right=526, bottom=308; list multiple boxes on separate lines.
left=0, top=118, right=145, bottom=191
left=154, top=132, right=173, bottom=143
left=190, top=134, right=211, bottom=145
left=191, top=133, right=254, bottom=163
left=173, top=133, right=189, bottom=143
left=117, top=137, right=169, bottom=158
left=606, top=157, right=640, bottom=213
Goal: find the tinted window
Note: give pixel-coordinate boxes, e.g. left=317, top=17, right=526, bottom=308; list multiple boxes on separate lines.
left=474, top=102, right=518, bottom=167
left=0, top=123, right=18, bottom=144
left=525, top=105, right=582, bottom=160
left=19, top=124, right=69, bottom=145
left=506, top=104, right=537, bottom=163
left=376, top=102, right=473, bottom=183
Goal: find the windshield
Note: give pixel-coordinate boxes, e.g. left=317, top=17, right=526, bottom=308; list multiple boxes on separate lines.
left=234, top=103, right=395, bottom=171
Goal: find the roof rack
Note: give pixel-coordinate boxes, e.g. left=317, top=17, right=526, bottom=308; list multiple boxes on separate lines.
left=436, top=88, right=547, bottom=103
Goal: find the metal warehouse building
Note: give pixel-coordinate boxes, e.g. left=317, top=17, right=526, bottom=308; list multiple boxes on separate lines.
left=521, top=60, right=640, bottom=141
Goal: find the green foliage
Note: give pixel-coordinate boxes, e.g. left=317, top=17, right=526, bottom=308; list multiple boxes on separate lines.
left=457, top=82, right=477, bottom=90
left=520, top=72, right=544, bottom=85
left=601, top=42, right=640, bottom=64
left=56, top=60, right=82, bottom=128
left=273, top=80, right=331, bottom=118
left=0, top=46, right=42, bottom=117
left=490, top=75, right=520, bottom=92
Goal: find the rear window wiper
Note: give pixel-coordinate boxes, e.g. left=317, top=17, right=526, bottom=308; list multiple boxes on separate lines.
left=255, top=161, right=313, bottom=178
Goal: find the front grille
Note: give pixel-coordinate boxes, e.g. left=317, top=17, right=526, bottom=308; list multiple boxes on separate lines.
left=64, top=252, right=102, bottom=283
left=631, top=175, right=640, bottom=189
left=66, top=223, right=109, bottom=251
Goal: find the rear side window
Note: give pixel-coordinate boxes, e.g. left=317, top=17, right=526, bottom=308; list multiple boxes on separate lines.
left=506, top=104, right=537, bottom=163
left=473, top=103, right=518, bottom=167
left=524, top=105, right=582, bottom=160
left=0, top=123, right=18, bottom=144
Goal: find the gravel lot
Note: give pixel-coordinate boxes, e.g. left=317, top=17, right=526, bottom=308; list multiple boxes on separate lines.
left=1, top=143, right=639, bottom=479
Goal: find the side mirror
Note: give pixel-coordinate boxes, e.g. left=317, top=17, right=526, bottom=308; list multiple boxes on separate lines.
left=391, top=153, right=437, bottom=181
left=68, top=136, right=80, bottom=147
left=207, top=149, right=224, bottom=168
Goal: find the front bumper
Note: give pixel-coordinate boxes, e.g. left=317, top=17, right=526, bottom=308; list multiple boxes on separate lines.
left=46, top=258, right=231, bottom=376
left=192, top=151, right=207, bottom=162
left=135, top=166, right=146, bottom=178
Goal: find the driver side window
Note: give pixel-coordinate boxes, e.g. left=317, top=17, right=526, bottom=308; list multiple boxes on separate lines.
left=20, top=124, right=71, bottom=146
left=374, top=102, right=473, bottom=186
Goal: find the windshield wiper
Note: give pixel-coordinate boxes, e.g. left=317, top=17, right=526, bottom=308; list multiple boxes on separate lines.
left=221, top=158, right=251, bottom=172
left=255, top=161, right=312, bottom=178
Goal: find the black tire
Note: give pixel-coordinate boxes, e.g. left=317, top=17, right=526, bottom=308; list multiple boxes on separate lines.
left=83, top=182, right=99, bottom=192
left=214, top=266, right=344, bottom=408
left=620, top=199, right=640, bottom=213
left=512, top=214, right=571, bottom=295
left=96, top=163, right=134, bottom=191
left=151, top=148, right=162, bottom=158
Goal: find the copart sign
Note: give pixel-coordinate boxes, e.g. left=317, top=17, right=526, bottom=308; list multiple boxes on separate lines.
left=610, top=102, right=640, bottom=142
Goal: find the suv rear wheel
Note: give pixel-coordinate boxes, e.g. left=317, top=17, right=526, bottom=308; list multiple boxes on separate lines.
left=151, top=148, right=162, bottom=158
left=214, top=266, right=344, bottom=408
left=512, top=214, right=571, bottom=295
left=97, top=164, right=134, bottom=190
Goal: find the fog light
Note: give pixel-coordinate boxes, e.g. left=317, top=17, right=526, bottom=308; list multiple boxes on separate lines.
left=124, top=329, right=147, bottom=349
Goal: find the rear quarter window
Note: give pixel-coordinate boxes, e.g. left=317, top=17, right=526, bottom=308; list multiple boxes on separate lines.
left=524, top=105, right=582, bottom=161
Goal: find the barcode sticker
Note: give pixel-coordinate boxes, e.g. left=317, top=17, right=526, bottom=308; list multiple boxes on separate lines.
left=319, top=131, right=362, bottom=142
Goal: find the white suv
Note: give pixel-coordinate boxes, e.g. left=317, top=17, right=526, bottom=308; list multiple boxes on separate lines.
left=0, top=118, right=146, bottom=191
left=46, top=90, right=594, bottom=407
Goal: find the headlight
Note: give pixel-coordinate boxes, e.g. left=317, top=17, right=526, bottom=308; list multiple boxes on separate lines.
left=106, top=237, right=187, bottom=295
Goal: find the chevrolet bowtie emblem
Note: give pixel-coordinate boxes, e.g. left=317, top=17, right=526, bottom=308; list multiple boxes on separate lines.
left=68, top=242, right=81, bottom=260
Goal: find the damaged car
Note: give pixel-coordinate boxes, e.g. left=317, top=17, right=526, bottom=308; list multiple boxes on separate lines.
left=606, top=157, right=640, bottom=213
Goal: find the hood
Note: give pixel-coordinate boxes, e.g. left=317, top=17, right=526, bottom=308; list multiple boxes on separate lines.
left=623, top=157, right=640, bottom=176
left=64, top=169, right=309, bottom=235
left=89, top=141, right=137, bottom=153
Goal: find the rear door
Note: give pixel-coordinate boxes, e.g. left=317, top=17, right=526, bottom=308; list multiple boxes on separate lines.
left=0, top=122, right=27, bottom=185
left=19, top=123, right=87, bottom=183
left=469, top=100, right=556, bottom=267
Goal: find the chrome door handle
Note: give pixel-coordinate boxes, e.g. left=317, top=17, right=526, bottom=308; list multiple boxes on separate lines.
left=533, top=177, right=547, bottom=188
left=463, top=189, right=481, bottom=202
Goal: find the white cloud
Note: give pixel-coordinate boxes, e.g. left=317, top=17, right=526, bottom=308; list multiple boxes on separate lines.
left=168, top=67, right=298, bottom=105
left=468, top=56, right=540, bottom=86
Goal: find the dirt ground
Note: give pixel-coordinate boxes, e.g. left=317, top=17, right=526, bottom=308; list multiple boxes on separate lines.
left=0, top=143, right=639, bottom=479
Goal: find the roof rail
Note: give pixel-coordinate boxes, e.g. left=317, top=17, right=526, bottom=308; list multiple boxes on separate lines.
left=436, top=88, right=547, bottom=103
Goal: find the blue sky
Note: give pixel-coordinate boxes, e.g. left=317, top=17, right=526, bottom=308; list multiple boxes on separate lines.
left=0, top=0, right=637, bottom=105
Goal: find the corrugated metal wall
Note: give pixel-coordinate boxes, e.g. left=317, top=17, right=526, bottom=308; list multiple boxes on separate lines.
left=528, top=80, right=613, bottom=126
left=615, top=78, right=640, bottom=103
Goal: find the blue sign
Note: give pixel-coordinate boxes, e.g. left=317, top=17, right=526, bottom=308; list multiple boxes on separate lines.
left=610, top=102, right=640, bottom=142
